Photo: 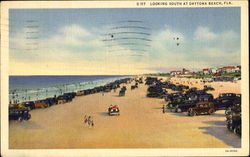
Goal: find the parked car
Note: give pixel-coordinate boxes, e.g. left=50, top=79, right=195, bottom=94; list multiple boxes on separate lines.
left=45, top=97, right=58, bottom=106
left=9, top=103, right=28, bottom=110
left=57, top=95, right=67, bottom=104
left=63, top=92, right=76, bottom=101
left=76, top=90, right=85, bottom=96
left=174, top=100, right=197, bottom=113
left=23, top=101, right=35, bottom=110
left=9, top=109, right=31, bottom=121
left=164, top=92, right=182, bottom=102
left=203, top=85, right=215, bottom=91
left=131, top=85, right=138, bottom=90
left=188, top=102, right=216, bottom=116
left=108, top=105, right=120, bottom=116
left=34, top=100, right=49, bottom=108
left=198, top=94, right=214, bottom=102
left=119, top=90, right=125, bottom=96
left=227, top=114, right=241, bottom=136
left=225, top=103, right=241, bottom=136
left=166, top=97, right=186, bottom=112
left=214, top=93, right=241, bottom=110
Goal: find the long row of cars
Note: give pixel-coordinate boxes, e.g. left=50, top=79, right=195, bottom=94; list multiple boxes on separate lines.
left=9, top=78, right=132, bottom=122
left=145, top=77, right=242, bottom=136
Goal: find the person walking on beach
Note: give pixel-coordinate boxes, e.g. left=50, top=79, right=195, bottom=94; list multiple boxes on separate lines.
left=87, top=116, right=92, bottom=128
left=91, top=119, right=94, bottom=127
left=84, top=115, right=88, bottom=125
left=87, top=116, right=94, bottom=128
left=162, top=104, right=165, bottom=113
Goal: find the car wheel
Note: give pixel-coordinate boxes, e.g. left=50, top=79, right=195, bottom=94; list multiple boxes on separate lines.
left=193, top=112, right=197, bottom=116
left=177, top=108, right=182, bottom=113
left=225, top=110, right=231, bottom=115
left=233, top=127, right=240, bottom=135
left=208, top=109, right=215, bottom=115
left=27, top=114, right=31, bottom=120
left=18, top=117, right=23, bottom=122
left=189, top=111, right=194, bottom=116
left=174, top=108, right=178, bottom=113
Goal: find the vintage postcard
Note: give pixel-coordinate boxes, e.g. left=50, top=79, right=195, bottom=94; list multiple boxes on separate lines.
left=1, top=0, right=249, bottom=156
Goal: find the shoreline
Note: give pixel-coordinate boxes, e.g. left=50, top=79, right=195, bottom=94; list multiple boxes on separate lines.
left=9, top=75, right=135, bottom=104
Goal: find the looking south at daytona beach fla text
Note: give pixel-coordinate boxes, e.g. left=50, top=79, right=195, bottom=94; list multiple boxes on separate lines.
left=137, top=1, right=233, bottom=6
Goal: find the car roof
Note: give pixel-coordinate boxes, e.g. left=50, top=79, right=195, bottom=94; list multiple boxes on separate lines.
left=196, top=101, right=213, bottom=105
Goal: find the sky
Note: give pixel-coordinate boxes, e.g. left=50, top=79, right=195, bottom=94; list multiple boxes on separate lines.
left=9, top=7, right=241, bottom=75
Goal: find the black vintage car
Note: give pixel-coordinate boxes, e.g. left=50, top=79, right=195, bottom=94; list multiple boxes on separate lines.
left=147, top=92, right=165, bottom=98
left=131, top=85, right=138, bottom=90
left=227, top=114, right=241, bottom=136
left=119, top=90, right=125, bottom=96
left=164, top=92, right=183, bottom=102
left=225, top=103, right=241, bottom=136
left=147, top=85, right=167, bottom=98
left=145, top=77, right=158, bottom=85
left=9, top=109, right=31, bottom=121
left=174, top=100, right=197, bottom=113
left=62, top=92, right=76, bottom=102
left=167, top=97, right=186, bottom=112
left=203, top=85, right=215, bottom=91
left=198, top=94, right=214, bottom=102
left=23, top=101, right=35, bottom=110
left=45, top=97, right=58, bottom=106
left=214, top=93, right=241, bottom=110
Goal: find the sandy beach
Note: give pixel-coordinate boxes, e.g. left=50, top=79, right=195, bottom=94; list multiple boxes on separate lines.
left=9, top=77, right=241, bottom=149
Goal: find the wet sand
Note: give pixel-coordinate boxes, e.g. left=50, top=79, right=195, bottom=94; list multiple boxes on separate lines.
left=9, top=77, right=241, bottom=149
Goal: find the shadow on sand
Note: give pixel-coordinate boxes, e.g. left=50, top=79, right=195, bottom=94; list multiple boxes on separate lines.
left=170, top=112, right=188, bottom=117
left=199, top=121, right=241, bottom=148
left=203, top=120, right=226, bottom=126
left=97, top=112, right=110, bottom=116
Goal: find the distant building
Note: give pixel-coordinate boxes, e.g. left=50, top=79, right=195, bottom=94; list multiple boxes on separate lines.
left=222, top=66, right=241, bottom=73
left=170, top=68, right=193, bottom=77
left=202, top=69, right=210, bottom=75
left=183, top=69, right=191, bottom=74
left=217, top=68, right=224, bottom=73
left=170, top=70, right=182, bottom=76
left=211, top=68, right=217, bottom=74
left=235, top=66, right=241, bottom=72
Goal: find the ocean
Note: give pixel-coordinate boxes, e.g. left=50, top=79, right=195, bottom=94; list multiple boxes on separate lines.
left=9, top=75, right=133, bottom=104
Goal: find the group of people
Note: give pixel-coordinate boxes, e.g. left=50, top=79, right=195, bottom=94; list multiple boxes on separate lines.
left=84, top=115, right=94, bottom=128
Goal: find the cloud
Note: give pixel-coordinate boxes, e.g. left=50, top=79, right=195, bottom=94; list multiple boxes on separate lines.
left=9, top=24, right=240, bottom=75
left=194, top=26, right=217, bottom=40
left=147, top=26, right=240, bottom=71
left=59, top=24, right=90, bottom=38
left=10, top=24, right=152, bottom=75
